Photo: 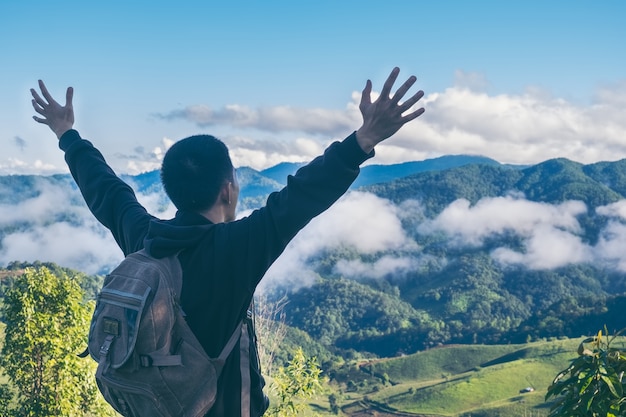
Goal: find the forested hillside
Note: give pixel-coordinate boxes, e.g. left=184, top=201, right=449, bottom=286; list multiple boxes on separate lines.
left=275, top=157, right=626, bottom=357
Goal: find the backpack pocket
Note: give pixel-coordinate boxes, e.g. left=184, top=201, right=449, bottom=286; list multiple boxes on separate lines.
left=97, top=372, right=169, bottom=417
left=88, top=277, right=151, bottom=368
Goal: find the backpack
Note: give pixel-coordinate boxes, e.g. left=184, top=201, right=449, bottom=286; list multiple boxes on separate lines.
left=83, top=249, right=249, bottom=417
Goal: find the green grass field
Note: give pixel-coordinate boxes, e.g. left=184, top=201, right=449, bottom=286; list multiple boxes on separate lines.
left=0, top=325, right=624, bottom=417
left=324, top=337, right=626, bottom=416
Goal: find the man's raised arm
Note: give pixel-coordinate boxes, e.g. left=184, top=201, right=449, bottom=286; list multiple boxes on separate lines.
left=30, top=80, right=154, bottom=255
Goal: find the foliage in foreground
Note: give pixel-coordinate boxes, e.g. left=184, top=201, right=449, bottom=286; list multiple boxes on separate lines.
left=546, top=328, right=626, bottom=417
left=0, top=266, right=115, bottom=416
left=268, top=347, right=324, bottom=417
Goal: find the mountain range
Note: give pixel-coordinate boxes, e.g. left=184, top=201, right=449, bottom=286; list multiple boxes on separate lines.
left=1, top=154, right=626, bottom=361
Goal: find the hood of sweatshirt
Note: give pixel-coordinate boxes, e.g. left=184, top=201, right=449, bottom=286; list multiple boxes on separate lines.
left=143, top=210, right=214, bottom=258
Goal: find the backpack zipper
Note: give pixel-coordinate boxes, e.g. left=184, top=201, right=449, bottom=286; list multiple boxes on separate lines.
left=100, top=287, right=150, bottom=309
left=100, top=372, right=168, bottom=416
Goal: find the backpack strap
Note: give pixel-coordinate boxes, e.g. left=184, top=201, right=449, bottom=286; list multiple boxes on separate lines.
left=95, top=334, right=116, bottom=378
left=214, top=321, right=244, bottom=375
left=136, top=321, right=244, bottom=372
left=240, top=321, right=251, bottom=417
left=139, top=353, right=183, bottom=367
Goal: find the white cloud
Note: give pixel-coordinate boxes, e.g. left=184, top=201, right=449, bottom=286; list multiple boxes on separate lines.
left=416, top=195, right=626, bottom=271
left=0, top=180, right=81, bottom=227
left=419, top=196, right=587, bottom=247
left=116, top=137, right=174, bottom=175
left=0, top=179, right=175, bottom=274
left=491, top=225, right=591, bottom=269
left=226, top=135, right=326, bottom=171
left=453, top=70, right=491, bottom=92
left=593, top=80, right=626, bottom=108
left=0, top=180, right=121, bottom=273
left=0, top=157, right=64, bottom=175
left=135, top=192, right=176, bottom=218
left=335, top=255, right=419, bottom=280
left=593, top=200, right=626, bottom=271
left=0, top=222, right=121, bottom=275
left=291, top=191, right=415, bottom=254
left=393, top=81, right=626, bottom=165
left=259, top=191, right=417, bottom=290
left=419, top=195, right=591, bottom=269
left=156, top=103, right=357, bottom=136
left=595, top=199, right=626, bottom=219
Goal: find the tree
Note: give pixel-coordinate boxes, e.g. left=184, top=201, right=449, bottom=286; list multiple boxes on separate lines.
left=546, top=328, right=626, bottom=417
left=268, top=347, right=324, bottom=417
left=0, top=266, right=115, bottom=416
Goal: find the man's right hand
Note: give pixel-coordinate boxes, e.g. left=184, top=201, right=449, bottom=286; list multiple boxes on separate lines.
left=31, top=80, right=75, bottom=140
left=356, top=67, right=425, bottom=154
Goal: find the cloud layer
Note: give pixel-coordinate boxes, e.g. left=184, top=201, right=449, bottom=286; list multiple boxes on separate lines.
left=147, top=77, right=626, bottom=172
left=0, top=179, right=174, bottom=274
left=4, top=178, right=626, bottom=290
left=157, top=104, right=356, bottom=136
left=420, top=195, right=626, bottom=271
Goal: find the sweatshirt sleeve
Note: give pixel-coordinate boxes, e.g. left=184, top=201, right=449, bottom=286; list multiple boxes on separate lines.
left=219, top=131, right=374, bottom=292
left=59, top=129, right=156, bottom=255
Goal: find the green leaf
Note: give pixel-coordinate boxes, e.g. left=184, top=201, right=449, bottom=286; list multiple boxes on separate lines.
left=601, top=375, right=620, bottom=398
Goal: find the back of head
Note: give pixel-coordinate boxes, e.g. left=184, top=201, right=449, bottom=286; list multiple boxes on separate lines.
left=161, top=135, right=233, bottom=212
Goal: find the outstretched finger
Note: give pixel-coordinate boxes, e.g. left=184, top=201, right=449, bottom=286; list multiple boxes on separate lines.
left=390, top=75, right=417, bottom=105
left=37, top=80, right=57, bottom=105
left=380, top=67, right=400, bottom=99
left=32, top=115, right=49, bottom=125
left=32, top=99, right=46, bottom=115
left=401, top=107, right=426, bottom=124
left=30, top=88, right=47, bottom=108
left=359, top=79, right=373, bottom=110
left=65, top=86, right=74, bottom=107
left=398, top=90, right=425, bottom=112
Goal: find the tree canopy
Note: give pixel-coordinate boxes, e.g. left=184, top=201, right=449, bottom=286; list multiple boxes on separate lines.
left=0, top=266, right=113, bottom=416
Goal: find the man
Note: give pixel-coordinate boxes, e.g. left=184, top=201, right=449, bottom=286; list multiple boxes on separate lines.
left=31, top=67, right=425, bottom=416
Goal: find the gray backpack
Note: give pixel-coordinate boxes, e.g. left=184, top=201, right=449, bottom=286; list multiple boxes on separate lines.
left=84, top=249, right=249, bottom=417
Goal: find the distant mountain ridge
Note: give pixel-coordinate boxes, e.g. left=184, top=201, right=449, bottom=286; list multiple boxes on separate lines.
left=364, top=157, right=626, bottom=216
left=253, top=154, right=508, bottom=188
left=354, top=154, right=507, bottom=187
left=0, top=154, right=510, bottom=207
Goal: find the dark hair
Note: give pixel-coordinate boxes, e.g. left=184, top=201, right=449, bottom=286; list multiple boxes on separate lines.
left=160, top=134, right=234, bottom=212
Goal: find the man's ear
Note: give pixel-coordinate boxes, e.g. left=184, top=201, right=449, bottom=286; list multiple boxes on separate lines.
left=218, top=182, right=232, bottom=205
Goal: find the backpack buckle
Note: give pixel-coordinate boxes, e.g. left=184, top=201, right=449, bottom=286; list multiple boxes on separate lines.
left=99, top=335, right=114, bottom=358
left=139, top=355, right=153, bottom=367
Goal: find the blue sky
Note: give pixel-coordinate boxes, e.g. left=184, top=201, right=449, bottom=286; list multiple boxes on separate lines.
left=2, top=0, right=626, bottom=277
left=1, top=0, right=625, bottom=175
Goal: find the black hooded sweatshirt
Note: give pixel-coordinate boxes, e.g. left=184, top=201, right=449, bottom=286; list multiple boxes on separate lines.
left=60, top=129, right=372, bottom=416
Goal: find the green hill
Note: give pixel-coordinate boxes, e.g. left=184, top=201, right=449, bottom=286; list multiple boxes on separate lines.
left=364, top=158, right=626, bottom=217
left=331, top=337, right=626, bottom=417
left=364, top=163, right=520, bottom=217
